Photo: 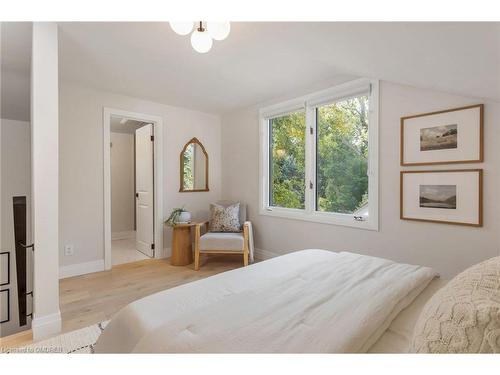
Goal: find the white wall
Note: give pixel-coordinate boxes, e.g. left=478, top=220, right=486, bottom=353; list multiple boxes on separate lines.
left=31, top=22, right=61, bottom=339
left=0, top=119, right=31, bottom=337
left=59, top=82, right=222, bottom=268
left=0, top=68, right=31, bottom=122
left=110, top=132, right=135, bottom=234
left=221, top=81, right=500, bottom=278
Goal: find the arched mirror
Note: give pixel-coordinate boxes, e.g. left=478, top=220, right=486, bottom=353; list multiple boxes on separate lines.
left=180, top=137, right=209, bottom=192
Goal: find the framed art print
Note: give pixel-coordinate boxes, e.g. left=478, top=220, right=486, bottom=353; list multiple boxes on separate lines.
left=400, top=104, right=483, bottom=166
left=400, top=169, right=482, bottom=227
left=1, top=289, right=9, bottom=323
left=0, top=252, right=9, bottom=286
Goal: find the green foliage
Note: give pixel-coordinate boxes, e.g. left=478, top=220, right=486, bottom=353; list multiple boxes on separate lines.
left=183, top=145, right=194, bottom=190
left=270, top=96, right=369, bottom=214
left=270, top=111, right=306, bottom=209
left=316, top=96, right=369, bottom=213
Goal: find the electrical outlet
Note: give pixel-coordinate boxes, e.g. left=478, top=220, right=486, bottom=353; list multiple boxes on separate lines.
left=64, top=245, right=74, bottom=256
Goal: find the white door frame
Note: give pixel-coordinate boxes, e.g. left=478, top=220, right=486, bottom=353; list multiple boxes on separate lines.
left=103, top=107, right=164, bottom=270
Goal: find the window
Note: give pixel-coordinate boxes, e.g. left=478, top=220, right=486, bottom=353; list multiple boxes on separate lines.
left=269, top=111, right=306, bottom=209
left=260, top=79, right=378, bottom=230
left=316, top=96, right=369, bottom=214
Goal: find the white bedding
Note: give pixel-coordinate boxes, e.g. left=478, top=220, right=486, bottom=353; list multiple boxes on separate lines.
left=368, top=278, right=447, bottom=353
left=95, top=249, right=437, bottom=353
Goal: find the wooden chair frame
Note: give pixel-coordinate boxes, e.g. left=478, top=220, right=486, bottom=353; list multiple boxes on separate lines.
left=194, top=221, right=250, bottom=271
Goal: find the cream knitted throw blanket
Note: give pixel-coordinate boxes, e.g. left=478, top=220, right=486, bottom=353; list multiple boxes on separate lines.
left=411, top=256, right=500, bottom=353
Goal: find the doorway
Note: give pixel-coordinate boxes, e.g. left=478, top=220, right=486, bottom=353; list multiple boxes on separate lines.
left=103, top=109, right=163, bottom=270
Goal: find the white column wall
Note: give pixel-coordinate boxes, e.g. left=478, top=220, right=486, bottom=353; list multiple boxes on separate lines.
left=31, top=22, right=61, bottom=339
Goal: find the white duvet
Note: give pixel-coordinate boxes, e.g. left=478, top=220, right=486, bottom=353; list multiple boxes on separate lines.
left=95, top=249, right=436, bottom=353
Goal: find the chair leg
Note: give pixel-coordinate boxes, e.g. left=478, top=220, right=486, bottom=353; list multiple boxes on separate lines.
left=194, top=249, right=200, bottom=271
left=243, top=223, right=249, bottom=267
left=194, top=224, right=201, bottom=271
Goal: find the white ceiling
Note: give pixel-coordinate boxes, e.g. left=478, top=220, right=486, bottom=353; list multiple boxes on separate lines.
left=2, top=22, right=499, bottom=120
left=110, top=116, right=148, bottom=134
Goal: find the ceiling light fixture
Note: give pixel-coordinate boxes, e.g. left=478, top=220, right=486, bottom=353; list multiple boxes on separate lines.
left=190, top=23, right=213, bottom=53
left=206, top=22, right=230, bottom=41
left=169, top=22, right=194, bottom=36
left=170, top=21, right=230, bottom=53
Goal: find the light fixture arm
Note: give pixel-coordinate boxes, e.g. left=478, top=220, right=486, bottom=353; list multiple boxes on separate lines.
left=197, top=21, right=205, bottom=32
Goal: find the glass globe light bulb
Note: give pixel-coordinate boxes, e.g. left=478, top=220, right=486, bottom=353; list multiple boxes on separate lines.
left=207, top=22, right=230, bottom=41
left=170, top=22, right=194, bottom=36
left=190, top=29, right=213, bottom=53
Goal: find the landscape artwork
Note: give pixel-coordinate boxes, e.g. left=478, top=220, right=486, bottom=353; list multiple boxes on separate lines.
left=419, top=184, right=456, bottom=209
left=420, top=124, right=458, bottom=151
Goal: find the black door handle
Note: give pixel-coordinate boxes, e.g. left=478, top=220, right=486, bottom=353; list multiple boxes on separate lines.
left=19, top=242, right=34, bottom=250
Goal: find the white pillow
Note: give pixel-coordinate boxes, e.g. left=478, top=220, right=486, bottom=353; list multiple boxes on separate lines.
left=411, top=256, right=500, bottom=353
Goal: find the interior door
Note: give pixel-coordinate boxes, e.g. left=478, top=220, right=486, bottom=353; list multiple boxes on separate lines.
left=135, top=123, right=154, bottom=257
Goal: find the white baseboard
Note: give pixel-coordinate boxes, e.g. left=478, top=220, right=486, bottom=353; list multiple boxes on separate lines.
left=157, top=247, right=171, bottom=259
left=59, top=259, right=105, bottom=279
left=60, top=248, right=168, bottom=279
left=254, top=248, right=280, bottom=261
left=111, top=230, right=135, bottom=240
left=32, top=311, right=62, bottom=340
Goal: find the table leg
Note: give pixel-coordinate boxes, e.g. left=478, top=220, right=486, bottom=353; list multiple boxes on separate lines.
left=171, top=226, right=194, bottom=266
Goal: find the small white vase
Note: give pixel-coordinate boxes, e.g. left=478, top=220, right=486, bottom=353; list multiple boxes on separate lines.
left=178, top=211, right=192, bottom=223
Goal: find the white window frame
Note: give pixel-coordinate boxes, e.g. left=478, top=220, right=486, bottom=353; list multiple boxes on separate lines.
left=259, top=78, right=379, bottom=231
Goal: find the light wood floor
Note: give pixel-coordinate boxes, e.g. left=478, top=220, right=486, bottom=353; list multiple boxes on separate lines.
left=1, top=254, right=245, bottom=350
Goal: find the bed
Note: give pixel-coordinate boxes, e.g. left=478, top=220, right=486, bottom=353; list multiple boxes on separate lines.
left=94, top=249, right=443, bottom=353
left=369, top=277, right=446, bottom=353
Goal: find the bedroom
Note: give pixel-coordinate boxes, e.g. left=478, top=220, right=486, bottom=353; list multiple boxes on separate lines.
left=1, top=0, right=500, bottom=373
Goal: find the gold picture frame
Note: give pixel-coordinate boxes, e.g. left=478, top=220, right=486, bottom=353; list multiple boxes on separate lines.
left=400, top=104, right=483, bottom=166
left=179, top=137, right=209, bottom=192
left=400, top=169, right=483, bottom=227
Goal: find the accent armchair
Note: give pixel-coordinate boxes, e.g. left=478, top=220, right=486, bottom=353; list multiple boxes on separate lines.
left=194, top=201, right=252, bottom=270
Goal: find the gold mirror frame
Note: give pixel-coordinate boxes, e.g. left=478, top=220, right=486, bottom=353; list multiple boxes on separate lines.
left=179, top=137, right=209, bottom=192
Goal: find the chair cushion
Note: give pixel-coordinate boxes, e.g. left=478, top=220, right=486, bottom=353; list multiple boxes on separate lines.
left=209, top=202, right=241, bottom=232
left=410, top=256, right=500, bottom=353
left=199, top=232, right=244, bottom=251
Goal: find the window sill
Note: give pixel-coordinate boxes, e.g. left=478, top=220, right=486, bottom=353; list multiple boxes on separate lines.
left=259, top=207, right=379, bottom=231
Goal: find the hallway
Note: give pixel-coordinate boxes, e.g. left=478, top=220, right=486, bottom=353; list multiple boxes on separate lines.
left=111, top=234, right=148, bottom=266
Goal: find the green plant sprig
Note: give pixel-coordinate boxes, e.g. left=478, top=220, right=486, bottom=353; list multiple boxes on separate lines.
left=165, top=207, right=187, bottom=226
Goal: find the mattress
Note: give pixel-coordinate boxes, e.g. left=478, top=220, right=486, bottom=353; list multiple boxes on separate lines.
left=95, top=249, right=437, bottom=353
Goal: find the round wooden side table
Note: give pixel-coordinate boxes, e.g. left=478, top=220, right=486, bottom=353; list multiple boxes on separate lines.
left=169, top=222, right=197, bottom=266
